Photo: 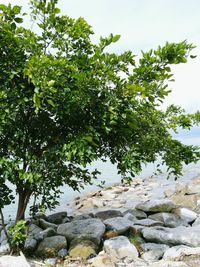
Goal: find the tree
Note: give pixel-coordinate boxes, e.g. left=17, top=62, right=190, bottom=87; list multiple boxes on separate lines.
left=0, top=0, right=200, bottom=223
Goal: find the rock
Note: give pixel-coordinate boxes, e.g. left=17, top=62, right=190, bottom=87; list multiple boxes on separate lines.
left=129, top=225, right=145, bottom=235
left=28, top=224, right=43, bottom=238
left=163, top=245, right=200, bottom=262
left=39, top=218, right=58, bottom=230
left=94, top=210, right=123, bottom=220
left=0, top=254, right=31, bottom=267
left=89, top=251, right=115, bottom=267
left=103, top=236, right=139, bottom=263
left=35, top=235, right=67, bottom=257
left=175, top=182, right=187, bottom=194
left=47, top=212, right=68, bottom=224
left=136, top=199, right=176, bottom=213
left=141, top=243, right=169, bottom=261
left=44, top=258, right=57, bottom=266
left=142, top=226, right=200, bottom=247
left=123, top=213, right=137, bottom=222
left=24, top=237, right=37, bottom=253
left=173, top=207, right=197, bottom=223
left=186, top=184, right=200, bottom=195
left=92, top=198, right=106, bottom=208
left=57, top=248, right=68, bottom=258
left=134, top=218, right=164, bottom=227
left=34, top=212, right=47, bottom=220
left=151, top=260, right=189, bottom=267
left=123, top=209, right=147, bottom=219
left=0, top=243, right=10, bottom=256
left=164, top=188, right=175, bottom=198
left=148, top=212, right=187, bottom=227
left=34, top=227, right=56, bottom=241
left=72, top=214, right=92, bottom=221
left=103, top=217, right=133, bottom=234
left=192, top=215, right=200, bottom=226
left=57, top=218, right=105, bottom=245
left=0, top=228, right=7, bottom=244
left=171, top=194, right=198, bottom=210
left=69, top=239, right=97, bottom=259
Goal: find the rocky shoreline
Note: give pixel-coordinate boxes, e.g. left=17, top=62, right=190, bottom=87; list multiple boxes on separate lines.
left=1, top=174, right=200, bottom=267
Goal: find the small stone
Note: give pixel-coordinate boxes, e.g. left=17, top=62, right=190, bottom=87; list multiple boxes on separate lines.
left=44, top=258, right=57, bottom=266
left=148, top=212, right=187, bottom=228
left=123, top=209, right=147, bottom=219
left=57, top=248, right=68, bottom=258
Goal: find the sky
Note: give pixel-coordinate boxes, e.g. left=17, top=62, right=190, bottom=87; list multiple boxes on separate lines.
left=2, top=0, right=200, bottom=113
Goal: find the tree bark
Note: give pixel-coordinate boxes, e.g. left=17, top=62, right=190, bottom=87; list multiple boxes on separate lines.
left=15, top=190, right=31, bottom=223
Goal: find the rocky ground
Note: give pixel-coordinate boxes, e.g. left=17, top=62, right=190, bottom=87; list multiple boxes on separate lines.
left=1, top=173, right=200, bottom=267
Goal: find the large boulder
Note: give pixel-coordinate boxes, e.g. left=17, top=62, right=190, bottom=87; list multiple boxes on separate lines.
left=35, top=235, right=67, bottom=257
left=0, top=243, right=10, bottom=256
left=103, top=217, right=133, bottom=234
left=46, top=212, right=68, bottom=224
left=148, top=212, right=187, bottom=228
left=39, top=218, right=58, bottom=230
left=136, top=199, right=176, bottom=213
left=142, top=226, right=200, bottom=247
left=94, top=209, right=123, bottom=220
left=103, top=236, right=139, bottom=263
left=57, top=218, right=105, bottom=245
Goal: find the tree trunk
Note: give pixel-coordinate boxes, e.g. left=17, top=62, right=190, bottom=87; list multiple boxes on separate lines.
left=15, top=190, right=30, bottom=223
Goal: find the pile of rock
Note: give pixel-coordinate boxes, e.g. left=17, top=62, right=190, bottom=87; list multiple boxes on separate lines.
left=1, top=197, right=200, bottom=267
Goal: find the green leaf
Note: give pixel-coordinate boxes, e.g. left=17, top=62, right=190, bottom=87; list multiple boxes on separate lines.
left=14, top=17, right=23, bottom=23
left=47, top=99, right=55, bottom=107
left=112, top=34, right=121, bottom=43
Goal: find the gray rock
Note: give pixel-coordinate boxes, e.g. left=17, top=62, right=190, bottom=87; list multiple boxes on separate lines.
left=0, top=228, right=7, bottom=244
left=28, top=224, right=43, bottom=238
left=123, top=213, right=137, bottom=222
left=148, top=212, right=187, bottom=227
left=134, top=218, right=164, bottom=227
left=123, top=209, right=147, bottom=219
left=141, top=243, right=169, bottom=261
left=34, top=227, right=56, bottom=241
left=24, top=237, right=37, bottom=253
left=142, top=226, right=200, bottom=247
left=39, top=218, right=58, bottom=230
left=104, top=217, right=133, bottom=234
left=34, top=212, right=47, bottom=220
left=0, top=243, right=10, bottom=256
left=35, top=235, right=67, bottom=257
left=57, top=248, right=68, bottom=258
left=136, top=199, right=176, bottom=213
left=72, top=214, right=92, bottom=221
left=104, top=236, right=139, bottom=262
left=173, top=208, right=197, bottom=223
left=57, top=218, right=105, bottom=245
left=47, top=212, right=68, bottom=224
left=94, top=210, right=123, bottom=220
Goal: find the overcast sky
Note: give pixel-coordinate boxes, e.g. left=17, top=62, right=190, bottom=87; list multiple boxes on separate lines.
left=2, top=0, right=200, bottom=113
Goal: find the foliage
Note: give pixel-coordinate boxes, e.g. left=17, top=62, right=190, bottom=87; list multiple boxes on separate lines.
left=0, top=0, right=200, bottom=221
left=8, top=220, right=27, bottom=252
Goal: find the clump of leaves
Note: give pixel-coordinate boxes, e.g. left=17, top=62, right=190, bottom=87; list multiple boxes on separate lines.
left=8, top=220, right=27, bottom=253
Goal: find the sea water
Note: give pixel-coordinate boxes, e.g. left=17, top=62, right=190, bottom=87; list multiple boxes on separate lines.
left=2, top=128, right=200, bottom=220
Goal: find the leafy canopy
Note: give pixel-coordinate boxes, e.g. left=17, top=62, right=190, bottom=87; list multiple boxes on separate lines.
left=0, top=0, right=199, bottom=220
